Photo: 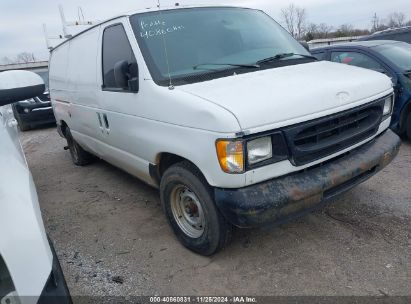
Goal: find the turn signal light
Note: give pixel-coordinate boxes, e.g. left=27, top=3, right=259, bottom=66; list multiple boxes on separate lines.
left=216, top=140, right=244, bottom=174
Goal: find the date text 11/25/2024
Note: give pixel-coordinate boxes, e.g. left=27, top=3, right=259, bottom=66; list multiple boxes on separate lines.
left=149, top=296, right=258, bottom=303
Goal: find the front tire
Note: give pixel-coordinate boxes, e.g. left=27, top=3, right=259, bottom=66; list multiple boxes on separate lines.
left=65, top=127, right=93, bottom=166
left=18, top=120, right=30, bottom=132
left=160, top=161, right=232, bottom=256
left=13, top=107, right=31, bottom=131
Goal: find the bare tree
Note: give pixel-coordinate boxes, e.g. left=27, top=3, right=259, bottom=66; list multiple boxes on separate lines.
left=306, top=23, right=318, bottom=33
left=317, top=23, right=333, bottom=38
left=295, top=6, right=307, bottom=40
left=15, top=52, right=36, bottom=64
left=281, top=4, right=296, bottom=37
left=0, top=52, right=40, bottom=65
left=281, top=4, right=307, bottom=39
left=387, top=12, right=406, bottom=28
left=0, top=56, right=13, bottom=65
left=305, top=23, right=318, bottom=40
left=335, top=24, right=355, bottom=37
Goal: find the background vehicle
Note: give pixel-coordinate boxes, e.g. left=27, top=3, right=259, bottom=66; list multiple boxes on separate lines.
left=11, top=70, right=55, bottom=132
left=0, top=70, right=71, bottom=304
left=312, top=40, right=411, bottom=140
left=50, top=5, right=400, bottom=255
left=359, top=26, right=411, bottom=44
left=12, top=91, right=55, bottom=131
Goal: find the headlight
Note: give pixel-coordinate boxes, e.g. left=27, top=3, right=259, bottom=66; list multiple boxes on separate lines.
left=247, top=137, right=272, bottom=165
left=216, top=140, right=244, bottom=174
left=383, top=95, right=394, bottom=116
left=216, top=133, right=289, bottom=173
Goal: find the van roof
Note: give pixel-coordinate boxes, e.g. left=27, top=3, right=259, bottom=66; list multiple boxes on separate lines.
left=50, top=4, right=253, bottom=52
left=113, top=3, right=253, bottom=19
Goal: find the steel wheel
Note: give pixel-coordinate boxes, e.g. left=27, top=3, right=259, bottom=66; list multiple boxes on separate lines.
left=161, top=161, right=233, bottom=255
left=170, top=185, right=205, bottom=239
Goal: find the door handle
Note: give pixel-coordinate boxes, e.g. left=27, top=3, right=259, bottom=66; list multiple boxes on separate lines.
left=102, top=113, right=110, bottom=134
left=97, top=113, right=104, bottom=133
left=97, top=112, right=110, bottom=134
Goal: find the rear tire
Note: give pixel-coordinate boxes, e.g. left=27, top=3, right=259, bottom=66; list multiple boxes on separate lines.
left=160, top=161, right=232, bottom=256
left=406, top=112, right=411, bottom=141
left=65, top=127, right=93, bottom=166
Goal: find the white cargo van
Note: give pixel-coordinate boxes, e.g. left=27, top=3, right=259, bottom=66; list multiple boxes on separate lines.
left=50, top=5, right=401, bottom=255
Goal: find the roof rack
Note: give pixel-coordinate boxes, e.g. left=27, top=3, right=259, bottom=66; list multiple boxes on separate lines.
left=43, top=5, right=99, bottom=50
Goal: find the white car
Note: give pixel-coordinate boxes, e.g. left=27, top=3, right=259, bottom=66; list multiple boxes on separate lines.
left=49, top=5, right=401, bottom=255
left=0, top=71, right=71, bottom=304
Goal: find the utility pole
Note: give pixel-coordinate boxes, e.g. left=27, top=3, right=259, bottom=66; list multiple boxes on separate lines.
left=372, top=13, right=379, bottom=32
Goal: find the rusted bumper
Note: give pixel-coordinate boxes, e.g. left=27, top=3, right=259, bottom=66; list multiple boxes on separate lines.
left=214, top=129, right=401, bottom=228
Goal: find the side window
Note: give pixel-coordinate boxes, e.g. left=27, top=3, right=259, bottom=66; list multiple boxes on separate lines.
left=331, top=51, right=384, bottom=72
left=102, top=24, right=138, bottom=91
left=312, top=52, right=326, bottom=61
left=378, top=34, right=394, bottom=41
left=389, top=33, right=411, bottom=44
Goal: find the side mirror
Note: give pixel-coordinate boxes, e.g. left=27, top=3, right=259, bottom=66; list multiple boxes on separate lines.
left=113, top=60, right=139, bottom=92
left=128, top=76, right=139, bottom=92
left=0, top=71, right=45, bottom=107
left=114, top=60, right=130, bottom=89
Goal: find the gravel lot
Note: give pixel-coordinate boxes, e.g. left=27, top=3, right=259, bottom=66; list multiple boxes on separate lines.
left=20, top=127, right=410, bottom=298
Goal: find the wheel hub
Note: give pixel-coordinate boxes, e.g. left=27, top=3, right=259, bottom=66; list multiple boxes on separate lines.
left=171, top=186, right=205, bottom=239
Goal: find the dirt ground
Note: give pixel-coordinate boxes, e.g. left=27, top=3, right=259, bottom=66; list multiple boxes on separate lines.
left=20, top=127, right=410, bottom=298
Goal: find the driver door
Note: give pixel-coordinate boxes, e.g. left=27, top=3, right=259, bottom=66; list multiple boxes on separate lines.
left=96, top=21, right=148, bottom=181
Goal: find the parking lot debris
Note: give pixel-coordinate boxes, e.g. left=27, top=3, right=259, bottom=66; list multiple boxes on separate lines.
left=111, top=276, right=124, bottom=284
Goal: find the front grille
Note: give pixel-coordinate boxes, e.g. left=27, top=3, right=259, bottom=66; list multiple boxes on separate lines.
left=37, top=93, right=50, bottom=102
left=283, top=98, right=385, bottom=166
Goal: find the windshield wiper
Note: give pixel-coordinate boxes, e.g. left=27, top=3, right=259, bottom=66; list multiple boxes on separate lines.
left=192, top=53, right=316, bottom=71
left=256, top=53, right=317, bottom=65
left=193, top=63, right=260, bottom=70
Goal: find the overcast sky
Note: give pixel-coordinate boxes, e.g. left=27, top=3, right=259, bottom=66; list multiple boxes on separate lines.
left=1, top=0, right=410, bottom=62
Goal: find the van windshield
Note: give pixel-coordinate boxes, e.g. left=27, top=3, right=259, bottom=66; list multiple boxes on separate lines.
left=129, top=7, right=311, bottom=86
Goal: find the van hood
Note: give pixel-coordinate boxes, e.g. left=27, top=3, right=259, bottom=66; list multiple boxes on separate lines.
left=177, top=61, right=393, bottom=132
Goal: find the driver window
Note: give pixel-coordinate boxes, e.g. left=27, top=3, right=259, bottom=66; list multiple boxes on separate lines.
left=331, top=51, right=384, bottom=72
left=102, top=24, right=138, bottom=91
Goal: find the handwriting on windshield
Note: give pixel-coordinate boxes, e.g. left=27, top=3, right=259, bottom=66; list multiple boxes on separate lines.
left=140, top=19, right=184, bottom=39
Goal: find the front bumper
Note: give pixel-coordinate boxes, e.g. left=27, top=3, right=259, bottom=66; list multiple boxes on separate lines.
left=214, top=129, right=401, bottom=228
left=37, top=238, right=72, bottom=304
left=1, top=239, right=71, bottom=304
left=18, top=107, right=56, bottom=126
